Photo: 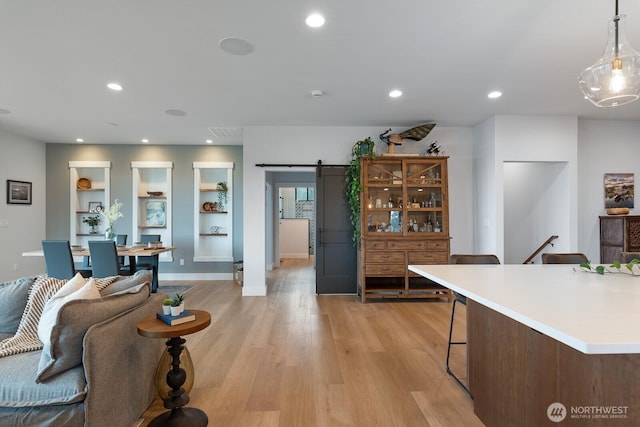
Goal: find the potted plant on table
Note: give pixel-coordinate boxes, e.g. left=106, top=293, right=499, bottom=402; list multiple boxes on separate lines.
left=170, top=293, right=185, bottom=316
left=162, top=298, right=172, bottom=315
left=98, top=199, right=123, bottom=241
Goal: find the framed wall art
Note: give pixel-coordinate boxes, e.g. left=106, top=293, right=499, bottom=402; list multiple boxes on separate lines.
left=145, top=200, right=166, bottom=226
left=604, top=173, right=634, bottom=208
left=6, top=180, right=32, bottom=205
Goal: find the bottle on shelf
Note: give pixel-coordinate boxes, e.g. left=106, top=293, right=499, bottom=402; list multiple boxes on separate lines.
left=426, top=215, right=433, bottom=232
left=388, top=196, right=394, bottom=208
left=434, top=218, right=442, bottom=232
left=429, top=192, right=436, bottom=208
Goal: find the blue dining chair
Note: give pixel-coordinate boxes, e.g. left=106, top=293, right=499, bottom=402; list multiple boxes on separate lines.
left=88, top=240, right=131, bottom=278
left=116, top=234, right=128, bottom=267
left=135, top=234, right=161, bottom=272
left=42, top=240, right=91, bottom=279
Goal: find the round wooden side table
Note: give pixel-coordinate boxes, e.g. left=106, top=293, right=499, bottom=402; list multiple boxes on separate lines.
left=137, top=309, right=211, bottom=427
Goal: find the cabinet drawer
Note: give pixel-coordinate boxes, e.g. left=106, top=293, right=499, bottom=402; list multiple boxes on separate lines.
left=408, top=251, right=449, bottom=264
left=427, top=240, right=449, bottom=250
left=365, top=264, right=406, bottom=276
left=366, top=251, right=405, bottom=263
left=365, top=240, right=387, bottom=250
left=388, top=241, right=427, bottom=250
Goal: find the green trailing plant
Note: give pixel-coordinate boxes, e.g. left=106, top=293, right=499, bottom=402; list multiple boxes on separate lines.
left=345, top=137, right=376, bottom=246
left=216, top=181, right=228, bottom=211
left=577, top=259, right=640, bottom=275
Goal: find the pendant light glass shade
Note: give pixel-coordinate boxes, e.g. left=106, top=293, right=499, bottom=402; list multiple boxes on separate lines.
left=579, top=14, right=640, bottom=107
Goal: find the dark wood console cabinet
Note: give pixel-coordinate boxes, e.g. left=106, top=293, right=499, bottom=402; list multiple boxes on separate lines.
left=599, top=215, right=640, bottom=263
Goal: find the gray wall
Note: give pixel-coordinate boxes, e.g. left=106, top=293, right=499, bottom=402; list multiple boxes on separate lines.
left=0, top=129, right=46, bottom=280
left=45, top=144, right=243, bottom=275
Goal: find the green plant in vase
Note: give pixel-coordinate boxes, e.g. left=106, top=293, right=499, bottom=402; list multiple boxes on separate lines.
left=82, top=215, right=100, bottom=234
left=345, top=137, right=376, bottom=246
left=216, top=181, right=228, bottom=211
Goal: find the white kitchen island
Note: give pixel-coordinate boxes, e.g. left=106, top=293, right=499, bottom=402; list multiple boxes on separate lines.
left=409, top=264, right=640, bottom=427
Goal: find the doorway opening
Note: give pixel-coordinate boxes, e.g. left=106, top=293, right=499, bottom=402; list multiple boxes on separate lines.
left=503, top=161, right=570, bottom=264
left=265, top=171, right=315, bottom=271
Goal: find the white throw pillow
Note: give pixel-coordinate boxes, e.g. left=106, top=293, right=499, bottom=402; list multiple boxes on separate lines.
left=37, top=277, right=100, bottom=350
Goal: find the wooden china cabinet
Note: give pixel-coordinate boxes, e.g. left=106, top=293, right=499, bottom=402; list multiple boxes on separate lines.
left=358, top=156, right=451, bottom=303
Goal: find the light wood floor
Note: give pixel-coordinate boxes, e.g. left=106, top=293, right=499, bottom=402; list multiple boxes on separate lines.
left=137, top=259, right=484, bottom=427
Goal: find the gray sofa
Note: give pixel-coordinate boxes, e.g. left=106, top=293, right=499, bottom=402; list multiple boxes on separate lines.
left=0, top=270, right=165, bottom=427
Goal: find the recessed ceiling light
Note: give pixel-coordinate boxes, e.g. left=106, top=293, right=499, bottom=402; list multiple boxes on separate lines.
left=107, top=82, right=123, bottom=91
left=163, top=109, right=187, bottom=116
left=306, top=13, right=325, bottom=28
left=206, top=139, right=213, bottom=144
left=219, top=37, right=255, bottom=56
left=488, top=91, right=502, bottom=99
left=141, top=138, right=149, bottom=144
left=76, top=138, right=84, bottom=143
left=0, top=108, right=12, bottom=114
left=389, top=90, right=402, bottom=98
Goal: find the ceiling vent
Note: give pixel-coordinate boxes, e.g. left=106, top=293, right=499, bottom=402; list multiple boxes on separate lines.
left=207, top=127, right=244, bottom=144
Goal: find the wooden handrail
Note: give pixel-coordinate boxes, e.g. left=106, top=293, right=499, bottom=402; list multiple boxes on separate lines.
left=522, top=235, right=559, bottom=264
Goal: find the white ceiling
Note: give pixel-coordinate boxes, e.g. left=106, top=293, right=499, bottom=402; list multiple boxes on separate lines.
left=1, top=0, right=640, bottom=145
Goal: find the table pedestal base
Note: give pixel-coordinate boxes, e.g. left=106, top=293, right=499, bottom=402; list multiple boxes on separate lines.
left=148, top=407, right=208, bottom=427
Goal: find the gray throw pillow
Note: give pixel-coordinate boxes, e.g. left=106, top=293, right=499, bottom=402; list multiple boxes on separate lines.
left=0, top=277, right=34, bottom=334
left=36, top=281, right=150, bottom=382
left=100, top=269, right=153, bottom=296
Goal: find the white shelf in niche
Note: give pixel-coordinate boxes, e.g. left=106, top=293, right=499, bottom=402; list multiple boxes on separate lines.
left=131, top=161, right=173, bottom=262
left=193, top=161, right=234, bottom=262
left=69, top=161, right=111, bottom=247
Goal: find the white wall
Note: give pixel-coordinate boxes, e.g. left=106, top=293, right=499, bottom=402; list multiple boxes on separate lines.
left=504, top=162, right=570, bottom=263
left=242, top=126, right=475, bottom=296
left=279, top=218, right=309, bottom=258
left=0, top=129, right=46, bottom=280
left=578, top=120, right=640, bottom=263
left=473, top=118, right=497, bottom=255
left=474, top=115, right=579, bottom=261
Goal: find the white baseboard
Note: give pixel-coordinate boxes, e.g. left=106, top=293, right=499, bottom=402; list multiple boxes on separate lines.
left=158, top=273, right=233, bottom=281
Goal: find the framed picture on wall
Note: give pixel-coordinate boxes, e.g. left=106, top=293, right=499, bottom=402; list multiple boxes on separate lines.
left=604, top=173, right=634, bottom=208
left=6, top=180, right=32, bottom=205
left=145, top=201, right=166, bottom=226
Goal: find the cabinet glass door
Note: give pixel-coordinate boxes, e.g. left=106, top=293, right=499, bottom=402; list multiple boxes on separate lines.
left=405, top=160, right=446, bottom=234
left=363, top=159, right=403, bottom=234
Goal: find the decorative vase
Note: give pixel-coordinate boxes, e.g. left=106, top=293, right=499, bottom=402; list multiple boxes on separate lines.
left=105, top=226, right=116, bottom=241
left=162, top=305, right=171, bottom=315
left=170, top=306, right=181, bottom=316
left=89, top=225, right=98, bottom=234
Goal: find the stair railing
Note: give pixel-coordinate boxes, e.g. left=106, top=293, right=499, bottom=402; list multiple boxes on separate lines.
left=522, top=235, right=559, bottom=264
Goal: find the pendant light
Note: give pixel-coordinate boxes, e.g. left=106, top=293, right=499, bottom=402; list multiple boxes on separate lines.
left=578, top=0, right=640, bottom=107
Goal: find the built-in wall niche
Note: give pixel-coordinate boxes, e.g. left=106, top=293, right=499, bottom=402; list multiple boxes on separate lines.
left=69, top=161, right=111, bottom=246
left=193, top=162, right=234, bottom=262
left=131, top=161, right=173, bottom=262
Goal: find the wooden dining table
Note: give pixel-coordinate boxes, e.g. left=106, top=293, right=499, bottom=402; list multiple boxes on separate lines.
left=22, top=245, right=176, bottom=293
